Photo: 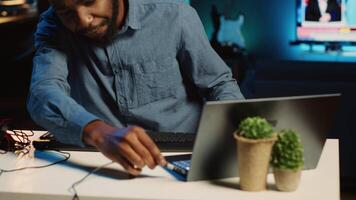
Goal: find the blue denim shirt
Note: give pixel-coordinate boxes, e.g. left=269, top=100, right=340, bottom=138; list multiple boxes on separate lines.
left=27, top=0, right=244, bottom=146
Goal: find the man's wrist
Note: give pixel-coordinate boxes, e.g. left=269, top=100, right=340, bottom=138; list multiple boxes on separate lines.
left=82, top=120, right=114, bottom=146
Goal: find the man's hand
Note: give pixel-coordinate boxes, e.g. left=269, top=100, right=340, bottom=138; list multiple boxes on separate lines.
left=319, top=13, right=331, bottom=22
left=83, top=120, right=167, bottom=176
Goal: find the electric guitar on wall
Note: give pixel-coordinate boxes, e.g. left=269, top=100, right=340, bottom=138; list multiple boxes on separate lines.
left=217, top=14, right=245, bottom=48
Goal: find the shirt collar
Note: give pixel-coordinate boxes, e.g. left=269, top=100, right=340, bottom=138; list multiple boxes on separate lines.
left=124, top=0, right=141, bottom=30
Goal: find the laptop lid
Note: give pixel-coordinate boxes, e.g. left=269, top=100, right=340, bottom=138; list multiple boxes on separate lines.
left=186, top=94, right=340, bottom=181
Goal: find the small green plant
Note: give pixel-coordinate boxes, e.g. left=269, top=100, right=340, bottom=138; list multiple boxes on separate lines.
left=239, top=116, right=274, bottom=139
left=271, top=129, right=304, bottom=170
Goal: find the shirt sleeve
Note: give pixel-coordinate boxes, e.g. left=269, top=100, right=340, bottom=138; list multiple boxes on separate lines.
left=27, top=7, right=100, bottom=146
left=177, top=4, right=245, bottom=101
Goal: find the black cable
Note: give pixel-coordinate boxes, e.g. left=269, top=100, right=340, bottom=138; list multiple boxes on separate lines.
left=1, top=138, right=115, bottom=200
left=1, top=126, right=115, bottom=200
left=68, top=161, right=114, bottom=200
left=8, top=130, right=34, bottom=155
left=0, top=150, right=71, bottom=176
left=0, top=122, right=34, bottom=155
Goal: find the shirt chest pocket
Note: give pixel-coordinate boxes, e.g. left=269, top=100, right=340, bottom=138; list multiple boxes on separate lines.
left=131, top=56, right=182, bottom=106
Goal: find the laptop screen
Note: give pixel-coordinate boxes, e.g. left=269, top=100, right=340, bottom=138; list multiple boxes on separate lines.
left=165, top=94, right=340, bottom=181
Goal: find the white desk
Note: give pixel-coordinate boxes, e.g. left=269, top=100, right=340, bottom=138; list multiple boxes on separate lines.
left=0, top=132, right=340, bottom=200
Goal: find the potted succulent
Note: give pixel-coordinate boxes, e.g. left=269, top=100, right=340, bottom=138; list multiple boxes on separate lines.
left=233, top=116, right=277, bottom=191
left=271, top=129, right=304, bottom=191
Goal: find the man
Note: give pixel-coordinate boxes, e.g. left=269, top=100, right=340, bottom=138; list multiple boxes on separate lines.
left=27, top=0, right=244, bottom=176
left=305, top=0, right=341, bottom=22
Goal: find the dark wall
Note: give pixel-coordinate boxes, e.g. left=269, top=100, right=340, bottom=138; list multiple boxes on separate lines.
left=0, top=5, right=40, bottom=129
left=192, top=0, right=356, bottom=62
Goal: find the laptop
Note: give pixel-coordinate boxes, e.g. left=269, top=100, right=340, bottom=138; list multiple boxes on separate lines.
left=165, top=94, right=341, bottom=181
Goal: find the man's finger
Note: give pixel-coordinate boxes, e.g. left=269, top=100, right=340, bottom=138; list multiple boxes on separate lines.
left=117, top=142, right=145, bottom=169
left=117, top=155, right=142, bottom=176
left=126, top=134, right=157, bottom=169
left=136, top=129, right=166, bottom=166
left=101, top=151, right=141, bottom=176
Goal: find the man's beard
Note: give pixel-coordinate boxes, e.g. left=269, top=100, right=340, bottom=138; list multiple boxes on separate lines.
left=104, top=0, right=119, bottom=42
left=78, top=0, right=119, bottom=43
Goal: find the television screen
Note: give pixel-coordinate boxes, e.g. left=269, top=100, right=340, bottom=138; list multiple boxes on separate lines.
left=296, top=0, right=356, bottom=43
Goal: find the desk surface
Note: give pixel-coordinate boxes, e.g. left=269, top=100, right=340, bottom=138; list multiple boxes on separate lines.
left=0, top=131, right=340, bottom=200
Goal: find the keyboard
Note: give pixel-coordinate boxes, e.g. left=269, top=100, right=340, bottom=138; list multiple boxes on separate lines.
left=146, top=131, right=195, bottom=151
left=33, top=131, right=195, bottom=152
left=172, top=160, right=191, bottom=171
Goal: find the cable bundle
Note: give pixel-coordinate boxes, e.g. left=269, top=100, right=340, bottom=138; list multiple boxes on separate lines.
left=0, top=118, right=33, bottom=155
left=0, top=121, right=114, bottom=200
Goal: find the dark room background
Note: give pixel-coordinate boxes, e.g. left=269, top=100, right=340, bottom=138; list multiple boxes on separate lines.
left=0, top=0, right=355, bottom=192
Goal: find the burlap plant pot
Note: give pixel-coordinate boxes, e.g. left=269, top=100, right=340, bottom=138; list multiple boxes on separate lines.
left=234, top=131, right=277, bottom=191
left=273, top=168, right=302, bottom=192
